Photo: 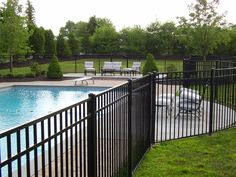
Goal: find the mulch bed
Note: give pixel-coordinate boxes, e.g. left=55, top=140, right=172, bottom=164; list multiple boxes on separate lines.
left=0, top=76, right=74, bottom=82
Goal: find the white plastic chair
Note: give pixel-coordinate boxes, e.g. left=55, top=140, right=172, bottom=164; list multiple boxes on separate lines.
left=101, top=62, right=113, bottom=75
left=84, top=61, right=96, bottom=75
left=131, top=62, right=141, bottom=73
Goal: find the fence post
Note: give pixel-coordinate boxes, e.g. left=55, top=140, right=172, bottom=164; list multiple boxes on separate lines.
left=150, top=72, right=156, bottom=145
left=88, top=93, right=97, bottom=177
left=128, top=79, right=133, bottom=177
left=74, top=55, right=77, bottom=73
left=0, top=146, right=1, bottom=177
left=209, top=68, right=215, bottom=136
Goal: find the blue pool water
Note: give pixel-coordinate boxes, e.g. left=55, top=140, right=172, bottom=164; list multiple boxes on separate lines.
left=0, top=86, right=108, bottom=176
left=0, top=86, right=107, bottom=133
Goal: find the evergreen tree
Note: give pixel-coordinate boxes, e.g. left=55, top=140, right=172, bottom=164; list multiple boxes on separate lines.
left=47, top=55, right=63, bottom=79
left=56, top=35, right=71, bottom=57
left=44, top=29, right=56, bottom=57
left=25, top=0, right=35, bottom=32
left=29, top=27, right=45, bottom=57
left=87, top=16, right=97, bottom=35
left=143, top=53, right=158, bottom=75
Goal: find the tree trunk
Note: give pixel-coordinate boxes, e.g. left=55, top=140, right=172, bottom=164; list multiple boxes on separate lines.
left=10, top=55, right=13, bottom=73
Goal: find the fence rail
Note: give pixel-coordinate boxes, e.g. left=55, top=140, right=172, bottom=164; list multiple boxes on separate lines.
left=1, top=67, right=236, bottom=177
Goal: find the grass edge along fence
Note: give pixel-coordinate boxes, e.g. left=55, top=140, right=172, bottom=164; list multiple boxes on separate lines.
left=0, top=67, right=236, bottom=177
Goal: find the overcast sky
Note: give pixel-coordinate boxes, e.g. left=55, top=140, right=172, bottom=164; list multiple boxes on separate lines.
left=0, top=0, right=235, bottom=35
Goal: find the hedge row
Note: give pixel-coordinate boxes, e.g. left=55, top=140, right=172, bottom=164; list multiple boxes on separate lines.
left=0, top=71, right=45, bottom=79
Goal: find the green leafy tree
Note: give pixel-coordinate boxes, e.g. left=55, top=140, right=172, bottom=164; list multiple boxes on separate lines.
left=119, top=26, right=147, bottom=55
left=143, top=53, right=158, bottom=75
left=68, top=33, right=80, bottom=55
left=47, top=55, right=63, bottom=79
left=91, top=25, right=119, bottom=54
left=56, top=34, right=71, bottom=57
left=159, top=22, right=177, bottom=55
left=29, top=27, right=45, bottom=57
left=146, top=21, right=162, bottom=55
left=179, top=0, right=229, bottom=60
left=0, top=0, right=30, bottom=72
left=226, top=25, right=236, bottom=56
left=96, top=17, right=113, bottom=28
left=44, top=29, right=56, bottom=57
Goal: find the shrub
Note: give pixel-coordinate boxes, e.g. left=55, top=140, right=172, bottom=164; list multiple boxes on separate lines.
left=30, top=62, right=41, bottom=76
left=14, top=74, right=25, bottom=78
left=47, top=55, right=63, bottom=79
left=3, top=73, right=14, bottom=78
left=142, top=53, right=158, bottom=75
left=167, top=64, right=177, bottom=72
left=41, top=70, right=46, bottom=76
left=25, top=72, right=36, bottom=78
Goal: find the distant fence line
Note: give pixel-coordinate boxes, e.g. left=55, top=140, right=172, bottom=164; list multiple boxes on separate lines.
left=0, top=54, right=184, bottom=70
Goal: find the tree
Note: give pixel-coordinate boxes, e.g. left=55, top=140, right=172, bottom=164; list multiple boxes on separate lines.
left=87, top=16, right=97, bottom=35
left=179, top=0, right=229, bottom=60
left=29, top=27, right=45, bottom=57
left=47, top=55, right=63, bottom=79
left=25, top=0, right=35, bottom=32
left=68, top=33, right=80, bottom=55
left=44, top=29, right=56, bottom=57
left=159, top=22, right=177, bottom=55
left=56, top=34, right=71, bottom=57
left=146, top=21, right=162, bottom=55
left=0, top=0, right=29, bottom=72
left=91, top=25, right=119, bottom=54
left=227, top=26, right=236, bottom=55
left=119, top=26, right=147, bottom=55
left=143, top=53, right=158, bottom=75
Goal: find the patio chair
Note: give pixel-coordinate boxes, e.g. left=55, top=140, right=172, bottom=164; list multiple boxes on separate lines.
left=131, top=62, right=141, bottom=74
left=112, top=61, right=122, bottom=75
left=175, top=85, right=207, bottom=119
left=101, top=61, right=113, bottom=75
left=122, top=61, right=141, bottom=75
left=84, top=61, right=96, bottom=75
left=156, top=93, right=175, bottom=117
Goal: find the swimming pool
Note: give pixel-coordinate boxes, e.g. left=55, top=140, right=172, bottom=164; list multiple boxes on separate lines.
left=0, top=86, right=108, bottom=132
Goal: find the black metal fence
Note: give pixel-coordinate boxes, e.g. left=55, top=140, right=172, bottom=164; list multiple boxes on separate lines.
left=155, top=68, right=236, bottom=142
left=1, top=67, right=236, bottom=177
left=0, top=75, right=153, bottom=177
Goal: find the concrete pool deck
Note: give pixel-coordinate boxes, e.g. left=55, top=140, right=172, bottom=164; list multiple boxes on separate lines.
left=0, top=73, right=142, bottom=88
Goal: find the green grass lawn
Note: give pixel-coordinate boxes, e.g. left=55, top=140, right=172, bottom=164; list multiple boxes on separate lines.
left=134, top=128, right=236, bottom=177
left=0, top=58, right=183, bottom=75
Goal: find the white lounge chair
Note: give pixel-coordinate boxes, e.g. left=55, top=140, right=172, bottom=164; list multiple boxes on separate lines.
left=122, top=61, right=141, bottom=75
left=112, top=62, right=122, bottom=75
left=84, top=61, right=96, bottom=75
left=101, top=62, right=113, bottom=75
left=131, top=62, right=141, bottom=74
